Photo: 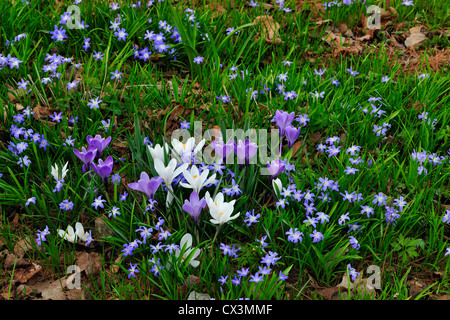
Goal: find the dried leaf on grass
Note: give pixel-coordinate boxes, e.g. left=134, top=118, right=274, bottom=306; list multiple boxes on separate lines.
left=75, top=251, right=102, bottom=276
left=13, top=263, right=42, bottom=284
left=2, top=237, right=34, bottom=269
left=405, top=27, right=428, bottom=48
left=317, top=287, right=343, bottom=300
left=407, top=279, right=429, bottom=299
left=205, top=2, right=226, bottom=16
left=33, top=105, right=51, bottom=120
left=253, top=15, right=282, bottom=44
left=291, top=141, right=305, bottom=158
left=111, top=255, right=122, bottom=274
left=6, top=84, right=27, bottom=103
left=34, top=279, right=68, bottom=300
left=261, top=3, right=274, bottom=9
left=95, top=216, right=114, bottom=238
left=332, top=44, right=364, bottom=57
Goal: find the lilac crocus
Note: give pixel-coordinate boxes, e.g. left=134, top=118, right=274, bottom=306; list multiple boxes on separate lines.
left=127, top=172, right=163, bottom=200
left=73, top=146, right=97, bottom=172
left=182, top=191, right=207, bottom=224
left=267, top=159, right=285, bottom=180
left=86, top=134, right=111, bottom=159
left=284, top=125, right=301, bottom=149
left=234, top=139, right=258, bottom=166
left=211, top=139, right=235, bottom=163
left=274, top=110, right=295, bottom=138
left=91, top=156, right=114, bottom=184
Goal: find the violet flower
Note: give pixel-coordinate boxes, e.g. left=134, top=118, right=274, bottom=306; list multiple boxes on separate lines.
left=127, top=172, right=163, bottom=200
left=91, top=156, right=114, bottom=185
left=211, top=139, right=235, bottom=163
left=274, top=110, right=295, bottom=138
left=182, top=191, right=207, bottom=224
left=267, top=159, right=285, bottom=180
left=234, top=139, right=258, bottom=166
left=73, top=146, right=97, bottom=172
left=284, top=125, right=301, bottom=149
left=87, top=135, right=111, bottom=159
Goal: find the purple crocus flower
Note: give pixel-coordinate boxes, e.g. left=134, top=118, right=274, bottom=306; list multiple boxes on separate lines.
left=211, top=139, right=235, bottom=163
left=267, top=159, right=285, bottom=180
left=274, top=110, right=295, bottom=138
left=86, top=134, right=112, bottom=159
left=234, top=139, right=258, bottom=166
left=182, top=191, right=207, bottom=224
left=127, top=172, right=163, bottom=200
left=73, top=146, right=97, bottom=172
left=91, top=156, right=114, bottom=184
left=284, top=125, right=301, bottom=149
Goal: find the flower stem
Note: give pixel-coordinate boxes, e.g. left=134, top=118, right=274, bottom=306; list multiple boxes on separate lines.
left=212, top=225, right=222, bottom=244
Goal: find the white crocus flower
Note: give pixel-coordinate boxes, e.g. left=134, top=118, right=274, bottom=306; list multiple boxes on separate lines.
left=174, top=233, right=200, bottom=268
left=179, top=165, right=216, bottom=194
left=58, top=222, right=88, bottom=243
left=148, top=142, right=169, bottom=164
left=51, top=162, right=69, bottom=180
left=272, top=178, right=282, bottom=198
left=75, top=222, right=88, bottom=242
left=205, top=192, right=240, bottom=225
left=58, top=225, right=77, bottom=243
left=171, top=137, right=205, bottom=164
left=154, top=158, right=189, bottom=206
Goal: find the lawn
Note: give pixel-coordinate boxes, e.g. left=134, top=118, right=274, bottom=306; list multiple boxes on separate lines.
left=0, top=0, right=449, bottom=302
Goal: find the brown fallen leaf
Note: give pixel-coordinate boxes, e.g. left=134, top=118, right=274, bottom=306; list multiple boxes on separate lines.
left=315, top=19, right=332, bottom=26
left=322, top=32, right=346, bottom=48
left=317, top=287, right=342, bottom=300
left=437, top=295, right=450, bottom=300
left=15, top=103, right=24, bottom=112
left=16, top=284, right=37, bottom=297
left=111, top=255, right=122, bottom=274
left=205, top=2, right=226, bottom=17
left=3, top=251, right=31, bottom=269
left=291, top=141, right=304, bottom=158
left=253, top=15, right=282, bottom=44
left=39, top=280, right=67, bottom=300
left=66, top=289, right=82, bottom=300
left=14, top=238, right=34, bottom=257
left=184, top=275, right=201, bottom=287
left=405, top=28, right=428, bottom=48
left=95, top=216, right=114, bottom=238
left=33, top=105, right=51, bottom=120
left=355, top=33, right=373, bottom=41
left=261, top=3, right=274, bottom=9
left=10, top=214, right=20, bottom=230
left=333, top=45, right=363, bottom=57
left=75, top=251, right=102, bottom=276
left=380, top=6, right=398, bottom=26
left=407, top=279, right=427, bottom=299
left=13, top=263, right=42, bottom=284
left=338, top=23, right=348, bottom=34
left=6, top=84, right=27, bottom=103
